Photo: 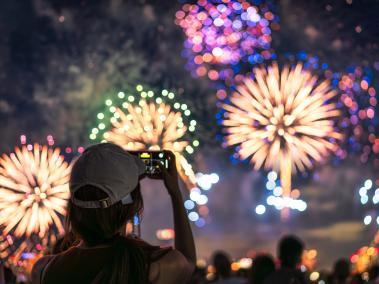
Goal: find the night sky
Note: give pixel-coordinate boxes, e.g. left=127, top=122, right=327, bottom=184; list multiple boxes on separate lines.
left=1, top=0, right=379, bottom=270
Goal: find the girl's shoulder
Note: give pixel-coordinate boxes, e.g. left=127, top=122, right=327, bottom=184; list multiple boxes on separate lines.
left=31, top=255, right=56, bottom=283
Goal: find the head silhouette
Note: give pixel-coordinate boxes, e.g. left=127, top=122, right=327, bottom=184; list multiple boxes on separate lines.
left=333, top=258, right=350, bottom=282
left=213, top=251, right=232, bottom=279
left=250, top=254, right=275, bottom=284
left=278, top=235, right=304, bottom=269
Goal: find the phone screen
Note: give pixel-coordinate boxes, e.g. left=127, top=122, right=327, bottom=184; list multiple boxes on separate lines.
left=129, top=151, right=169, bottom=177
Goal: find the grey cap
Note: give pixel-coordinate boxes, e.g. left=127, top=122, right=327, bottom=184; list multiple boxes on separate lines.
left=69, top=143, right=145, bottom=208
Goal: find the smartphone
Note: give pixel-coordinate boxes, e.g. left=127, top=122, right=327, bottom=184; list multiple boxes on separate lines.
left=128, top=151, right=170, bottom=177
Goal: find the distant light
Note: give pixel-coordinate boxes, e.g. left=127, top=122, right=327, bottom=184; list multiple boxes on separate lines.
left=196, top=173, right=219, bottom=190
left=188, top=212, right=199, bottom=222
left=197, top=195, right=208, bottom=205
left=267, top=171, right=277, bottom=181
left=156, top=228, right=175, bottom=241
left=266, top=180, right=276, bottom=190
left=210, top=173, right=219, bottom=183
left=267, top=196, right=275, bottom=205
left=168, top=92, right=175, bottom=99
left=190, top=190, right=201, bottom=202
left=364, top=215, right=372, bottom=225
left=184, top=200, right=195, bottom=210
left=118, top=92, right=125, bottom=99
left=376, top=216, right=379, bottom=225
left=181, top=104, right=187, bottom=110
left=297, top=201, right=307, bottom=212
left=255, top=204, right=266, bottom=215
left=359, top=187, right=367, bottom=197
left=360, top=196, right=368, bottom=204
left=239, top=258, right=253, bottom=269
left=273, top=186, right=282, bottom=196
left=186, top=146, right=194, bottom=154
left=364, top=179, right=373, bottom=189
left=195, top=218, right=206, bottom=227
left=309, top=271, right=320, bottom=281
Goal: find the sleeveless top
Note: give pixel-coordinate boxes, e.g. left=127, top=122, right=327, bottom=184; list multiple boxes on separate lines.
left=32, top=243, right=171, bottom=284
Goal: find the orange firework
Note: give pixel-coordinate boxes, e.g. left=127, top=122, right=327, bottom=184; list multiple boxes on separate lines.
left=0, top=144, right=71, bottom=263
left=222, top=62, right=342, bottom=214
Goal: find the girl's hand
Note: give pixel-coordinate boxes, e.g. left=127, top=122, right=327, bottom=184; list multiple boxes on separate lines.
left=159, top=150, right=181, bottom=199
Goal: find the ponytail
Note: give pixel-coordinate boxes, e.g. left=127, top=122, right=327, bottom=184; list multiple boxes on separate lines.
left=93, top=235, right=148, bottom=284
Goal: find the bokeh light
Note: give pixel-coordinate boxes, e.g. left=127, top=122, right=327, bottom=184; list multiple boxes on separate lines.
left=358, top=178, right=379, bottom=227
left=256, top=171, right=307, bottom=215
left=175, top=0, right=279, bottom=82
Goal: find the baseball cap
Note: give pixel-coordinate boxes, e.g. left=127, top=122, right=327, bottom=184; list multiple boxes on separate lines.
left=69, top=143, right=145, bottom=209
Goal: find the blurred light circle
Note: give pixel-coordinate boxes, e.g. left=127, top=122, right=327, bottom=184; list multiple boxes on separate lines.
left=184, top=200, right=195, bottom=210
left=188, top=212, right=200, bottom=222
left=210, top=173, right=220, bottom=184
left=266, top=180, right=276, bottom=190
left=273, top=186, right=283, bottom=196
left=255, top=204, right=266, bottom=215
left=365, top=179, right=373, bottom=189
left=267, top=171, right=278, bottom=181
left=195, top=218, right=206, bottom=227
left=360, top=196, right=369, bottom=204
left=197, top=195, right=209, bottom=205
left=364, top=215, right=372, bottom=225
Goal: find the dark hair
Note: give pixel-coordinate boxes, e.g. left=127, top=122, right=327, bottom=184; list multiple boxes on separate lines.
left=213, top=251, right=232, bottom=279
left=64, top=184, right=148, bottom=284
left=250, top=254, right=275, bottom=284
left=278, top=235, right=304, bottom=268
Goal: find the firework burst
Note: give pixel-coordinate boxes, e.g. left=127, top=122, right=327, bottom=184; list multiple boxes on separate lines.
left=90, top=86, right=199, bottom=189
left=0, top=144, right=71, bottom=264
left=175, top=0, right=279, bottom=82
left=335, top=66, right=379, bottom=164
left=221, top=63, right=342, bottom=208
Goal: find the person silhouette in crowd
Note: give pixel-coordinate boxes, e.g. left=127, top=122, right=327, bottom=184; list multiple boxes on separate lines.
left=368, top=265, right=379, bottom=283
left=331, top=258, right=351, bottom=284
left=264, top=235, right=306, bottom=284
left=32, top=143, right=196, bottom=284
left=249, top=254, right=275, bottom=284
left=212, top=251, right=246, bottom=284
